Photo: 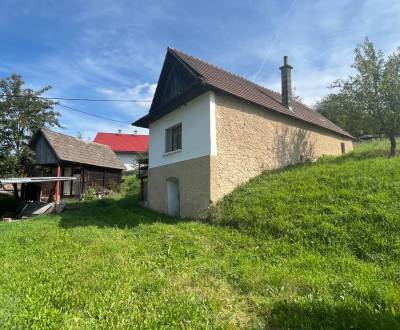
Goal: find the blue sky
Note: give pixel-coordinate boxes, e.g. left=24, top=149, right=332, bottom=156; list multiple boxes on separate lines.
left=1, top=0, right=399, bottom=140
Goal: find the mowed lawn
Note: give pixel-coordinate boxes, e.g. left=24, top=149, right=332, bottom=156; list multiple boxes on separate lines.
left=1, top=140, right=400, bottom=329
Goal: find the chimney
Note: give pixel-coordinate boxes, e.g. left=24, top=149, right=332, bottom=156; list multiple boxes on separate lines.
left=279, top=56, right=293, bottom=108
left=118, top=129, right=122, bottom=134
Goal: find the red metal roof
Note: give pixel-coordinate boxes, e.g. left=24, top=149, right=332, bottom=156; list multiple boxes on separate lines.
left=94, top=133, right=149, bottom=153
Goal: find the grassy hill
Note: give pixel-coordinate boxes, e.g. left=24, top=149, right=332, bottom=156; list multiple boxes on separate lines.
left=0, top=140, right=399, bottom=329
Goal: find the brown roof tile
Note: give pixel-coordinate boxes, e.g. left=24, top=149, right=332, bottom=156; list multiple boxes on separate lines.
left=169, top=48, right=353, bottom=139
left=40, top=129, right=125, bottom=170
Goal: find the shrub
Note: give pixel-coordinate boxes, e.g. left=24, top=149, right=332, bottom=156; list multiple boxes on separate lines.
left=119, top=175, right=139, bottom=197
left=83, top=186, right=97, bottom=201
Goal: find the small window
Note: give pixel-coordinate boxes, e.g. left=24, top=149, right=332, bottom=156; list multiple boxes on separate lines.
left=165, top=123, right=182, bottom=153
left=341, top=143, right=346, bottom=155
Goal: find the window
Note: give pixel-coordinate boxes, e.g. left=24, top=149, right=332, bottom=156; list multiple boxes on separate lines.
left=341, top=143, right=346, bottom=155
left=165, top=123, right=182, bottom=153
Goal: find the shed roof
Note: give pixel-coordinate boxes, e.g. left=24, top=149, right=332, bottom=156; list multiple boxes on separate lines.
left=94, top=132, right=149, bottom=152
left=0, top=177, right=76, bottom=185
left=134, top=48, right=353, bottom=139
left=31, top=129, right=126, bottom=170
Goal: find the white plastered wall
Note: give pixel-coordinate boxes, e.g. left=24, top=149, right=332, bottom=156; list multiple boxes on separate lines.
left=148, top=92, right=217, bottom=168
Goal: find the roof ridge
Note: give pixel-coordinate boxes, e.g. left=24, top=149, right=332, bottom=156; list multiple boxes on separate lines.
left=38, top=129, right=125, bottom=170
left=170, top=48, right=318, bottom=113
left=96, top=132, right=148, bottom=136
left=137, top=48, right=352, bottom=139
left=43, top=128, right=113, bottom=150
left=170, top=48, right=266, bottom=87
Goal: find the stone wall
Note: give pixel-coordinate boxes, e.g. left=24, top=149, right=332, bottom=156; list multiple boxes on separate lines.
left=214, top=93, right=353, bottom=200
left=147, top=155, right=212, bottom=218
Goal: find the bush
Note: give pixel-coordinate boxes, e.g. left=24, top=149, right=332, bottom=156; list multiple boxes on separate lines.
left=83, top=186, right=97, bottom=201
left=119, top=175, right=139, bottom=197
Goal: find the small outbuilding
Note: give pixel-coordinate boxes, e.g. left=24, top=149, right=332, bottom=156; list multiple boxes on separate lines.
left=30, top=128, right=126, bottom=201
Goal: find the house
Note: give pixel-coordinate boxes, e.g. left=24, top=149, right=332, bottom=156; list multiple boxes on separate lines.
left=94, top=131, right=149, bottom=171
left=133, top=48, right=354, bottom=218
left=30, top=128, right=125, bottom=201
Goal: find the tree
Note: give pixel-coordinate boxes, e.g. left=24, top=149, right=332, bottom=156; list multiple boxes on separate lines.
left=0, top=74, right=60, bottom=176
left=319, top=38, right=400, bottom=157
left=381, top=50, right=400, bottom=156
left=316, top=92, right=378, bottom=138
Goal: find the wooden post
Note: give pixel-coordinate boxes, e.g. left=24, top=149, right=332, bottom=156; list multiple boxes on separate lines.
left=21, top=183, right=26, bottom=200
left=80, top=168, right=84, bottom=197
left=54, top=164, right=61, bottom=204
left=13, top=183, right=19, bottom=200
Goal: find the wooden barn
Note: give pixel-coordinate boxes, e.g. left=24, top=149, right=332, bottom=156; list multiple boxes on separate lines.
left=30, top=128, right=126, bottom=200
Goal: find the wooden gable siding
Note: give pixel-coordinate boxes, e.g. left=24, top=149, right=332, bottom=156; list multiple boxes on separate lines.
left=34, top=135, right=58, bottom=165
left=149, top=50, right=199, bottom=114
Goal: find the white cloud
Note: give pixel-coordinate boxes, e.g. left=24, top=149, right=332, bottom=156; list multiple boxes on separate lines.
left=96, top=83, right=156, bottom=112
left=248, top=0, right=400, bottom=107
left=55, top=108, right=148, bottom=142
left=3, top=0, right=400, bottom=137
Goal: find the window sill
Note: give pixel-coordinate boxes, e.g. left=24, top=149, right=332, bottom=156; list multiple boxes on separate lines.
left=163, top=149, right=182, bottom=157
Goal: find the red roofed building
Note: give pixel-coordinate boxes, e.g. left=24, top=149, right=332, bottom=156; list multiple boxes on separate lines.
left=94, top=131, right=149, bottom=171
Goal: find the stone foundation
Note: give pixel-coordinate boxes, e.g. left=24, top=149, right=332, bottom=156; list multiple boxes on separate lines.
left=147, top=155, right=212, bottom=218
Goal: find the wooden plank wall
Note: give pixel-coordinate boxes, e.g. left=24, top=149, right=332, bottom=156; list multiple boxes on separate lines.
left=34, top=135, right=58, bottom=165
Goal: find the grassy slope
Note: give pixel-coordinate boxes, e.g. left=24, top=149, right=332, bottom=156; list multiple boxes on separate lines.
left=0, top=140, right=399, bottom=329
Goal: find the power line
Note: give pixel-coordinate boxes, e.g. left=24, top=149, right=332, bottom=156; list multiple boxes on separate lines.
left=44, top=97, right=152, bottom=102
left=57, top=103, right=130, bottom=124
left=1, top=93, right=141, bottom=124
left=0, top=94, right=152, bottom=103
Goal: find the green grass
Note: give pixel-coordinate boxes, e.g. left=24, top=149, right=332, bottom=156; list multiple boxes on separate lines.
left=0, top=140, right=399, bottom=329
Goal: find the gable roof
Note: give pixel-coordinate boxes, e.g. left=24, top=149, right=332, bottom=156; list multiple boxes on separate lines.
left=31, top=129, right=125, bottom=170
left=134, top=48, right=353, bottom=139
left=94, top=133, right=149, bottom=153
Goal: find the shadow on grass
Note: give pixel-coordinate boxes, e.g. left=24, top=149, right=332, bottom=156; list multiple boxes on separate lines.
left=264, top=301, right=400, bottom=329
left=58, top=195, right=189, bottom=229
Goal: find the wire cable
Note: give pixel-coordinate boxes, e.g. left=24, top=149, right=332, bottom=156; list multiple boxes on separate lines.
left=0, top=94, right=152, bottom=103
left=57, top=103, right=130, bottom=124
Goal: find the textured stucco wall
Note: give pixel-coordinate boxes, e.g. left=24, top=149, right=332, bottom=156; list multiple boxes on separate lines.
left=147, top=155, right=212, bottom=218
left=214, top=93, right=353, bottom=200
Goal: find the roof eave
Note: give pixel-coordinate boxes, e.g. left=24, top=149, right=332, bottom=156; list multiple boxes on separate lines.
left=207, top=86, right=354, bottom=140
left=132, top=113, right=151, bottom=128
left=132, top=82, right=209, bottom=128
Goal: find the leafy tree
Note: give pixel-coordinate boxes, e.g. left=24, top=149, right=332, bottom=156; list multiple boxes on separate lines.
left=381, top=49, right=400, bottom=156
left=0, top=74, right=60, bottom=176
left=318, top=38, right=400, bottom=156
left=316, top=92, right=376, bottom=138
